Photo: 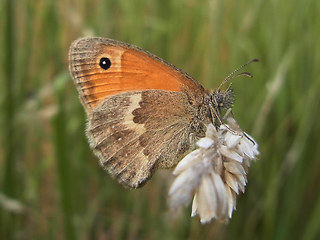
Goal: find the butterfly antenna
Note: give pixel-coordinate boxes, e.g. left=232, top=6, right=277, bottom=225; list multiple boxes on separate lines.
left=218, top=59, right=259, bottom=90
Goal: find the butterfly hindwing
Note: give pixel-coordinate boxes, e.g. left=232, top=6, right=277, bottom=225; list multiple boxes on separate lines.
left=87, top=90, right=208, bottom=188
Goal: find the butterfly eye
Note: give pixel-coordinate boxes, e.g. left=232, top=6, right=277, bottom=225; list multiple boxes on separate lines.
left=99, top=57, right=111, bottom=70
left=214, top=93, right=223, bottom=105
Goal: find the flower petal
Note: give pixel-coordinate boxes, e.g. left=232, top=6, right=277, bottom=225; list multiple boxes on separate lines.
left=224, top=172, right=239, bottom=194
left=169, top=168, right=202, bottom=209
left=196, top=175, right=217, bottom=223
left=205, top=124, right=219, bottom=139
left=226, top=186, right=236, bottom=218
left=211, top=172, right=228, bottom=218
left=173, top=149, right=201, bottom=175
left=219, top=146, right=243, bottom=162
left=224, top=131, right=241, bottom=148
left=191, top=194, right=198, bottom=217
left=224, top=161, right=246, bottom=176
left=197, top=137, right=214, bottom=149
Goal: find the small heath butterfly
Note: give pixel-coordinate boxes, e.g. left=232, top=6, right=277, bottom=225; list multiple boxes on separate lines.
left=68, top=37, right=249, bottom=188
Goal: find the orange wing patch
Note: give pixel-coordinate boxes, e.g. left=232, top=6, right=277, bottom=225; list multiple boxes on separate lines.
left=69, top=37, right=202, bottom=112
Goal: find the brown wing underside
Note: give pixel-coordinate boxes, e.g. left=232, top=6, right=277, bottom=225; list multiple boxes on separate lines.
left=87, top=90, right=208, bottom=188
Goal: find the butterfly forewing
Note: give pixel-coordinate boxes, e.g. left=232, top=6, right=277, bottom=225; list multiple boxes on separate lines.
left=69, top=37, right=204, bottom=112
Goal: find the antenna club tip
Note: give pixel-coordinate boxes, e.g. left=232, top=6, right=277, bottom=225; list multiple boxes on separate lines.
left=252, top=58, right=259, bottom=62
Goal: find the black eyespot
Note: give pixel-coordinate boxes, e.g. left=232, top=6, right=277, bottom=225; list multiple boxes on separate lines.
left=99, top=57, right=111, bottom=70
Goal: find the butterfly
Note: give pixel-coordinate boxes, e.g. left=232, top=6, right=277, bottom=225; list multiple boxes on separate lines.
left=68, top=37, right=242, bottom=188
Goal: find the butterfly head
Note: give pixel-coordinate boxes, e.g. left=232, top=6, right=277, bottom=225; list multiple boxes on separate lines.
left=211, top=86, right=234, bottom=110
left=206, top=86, right=234, bottom=127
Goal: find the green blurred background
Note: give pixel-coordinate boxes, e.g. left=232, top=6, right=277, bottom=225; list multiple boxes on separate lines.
left=1, top=0, right=320, bottom=239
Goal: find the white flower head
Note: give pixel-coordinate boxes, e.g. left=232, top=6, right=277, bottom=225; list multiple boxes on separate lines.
left=168, top=117, right=259, bottom=224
